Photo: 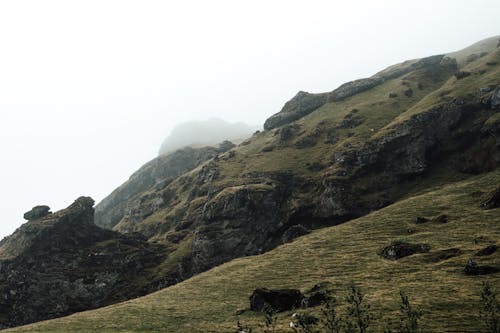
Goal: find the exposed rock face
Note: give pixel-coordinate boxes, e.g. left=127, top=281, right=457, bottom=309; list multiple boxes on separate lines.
left=264, top=91, right=328, bottom=130
left=264, top=55, right=452, bottom=130
left=282, top=224, right=310, bottom=244
left=23, top=205, right=51, bottom=221
left=250, top=288, right=303, bottom=312
left=379, top=241, right=430, bottom=260
left=0, top=197, right=168, bottom=329
left=95, top=145, right=231, bottom=230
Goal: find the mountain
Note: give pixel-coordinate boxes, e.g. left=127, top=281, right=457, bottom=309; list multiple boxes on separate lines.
left=1, top=36, right=499, bottom=331
left=158, top=118, right=258, bottom=155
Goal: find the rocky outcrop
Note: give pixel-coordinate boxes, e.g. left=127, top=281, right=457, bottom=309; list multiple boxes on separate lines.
left=23, top=205, right=51, bottom=221
left=379, top=241, right=430, bottom=260
left=95, top=144, right=232, bottom=230
left=0, top=197, right=168, bottom=329
left=250, top=288, right=304, bottom=312
left=264, top=91, right=328, bottom=130
left=264, top=55, right=453, bottom=130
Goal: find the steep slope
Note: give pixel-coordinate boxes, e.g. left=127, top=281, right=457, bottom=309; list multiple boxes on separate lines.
left=95, top=143, right=235, bottom=230
left=101, top=39, right=500, bottom=284
left=0, top=198, right=168, bottom=329
left=7, top=170, right=499, bottom=332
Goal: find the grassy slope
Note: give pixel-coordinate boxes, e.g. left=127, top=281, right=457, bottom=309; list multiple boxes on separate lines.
left=7, top=170, right=499, bottom=333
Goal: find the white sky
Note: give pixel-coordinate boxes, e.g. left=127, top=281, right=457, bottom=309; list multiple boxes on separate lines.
left=0, top=0, right=499, bottom=239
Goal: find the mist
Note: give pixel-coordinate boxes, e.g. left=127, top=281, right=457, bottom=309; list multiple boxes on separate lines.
left=1, top=0, right=499, bottom=239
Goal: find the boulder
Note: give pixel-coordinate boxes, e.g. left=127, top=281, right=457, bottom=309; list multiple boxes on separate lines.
left=481, top=187, right=500, bottom=209
left=454, top=71, right=471, bottom=80
left=415, top=216, right=429, bottom=224
left=491, top=87, right=500, bottom=109
left=23, top=205, right=51, bottom=221
left=404, top=88, right=414, bottom=97
left=379, top=241, right=430, bottom=260
left=464, top=258, right=498, bottom=275
left=475, top=244, right=498, bottom=256
left=250, top=288, right=304, bottom=312
left=282, top=225, right=310, bottom=243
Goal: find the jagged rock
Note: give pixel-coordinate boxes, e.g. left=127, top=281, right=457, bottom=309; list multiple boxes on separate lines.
left=404, top=88, right=413, bottom=97
left=464, top=258, right=498, bottom=275
left=455, top=71, right=471, bottom=79
left=481, top=187, right=500, bottom=209
left=491, top=87, right=500, bottom=109
left=475, top=244, right=498, bottom=256
left=379, top=241, right=430, bottom=260
left=0, top=197, right=168, bottom=329
left=250, top=288, right=303, bottom=312
left=301, top=282, right=332, bottom=308
left=95, top=146, right=226, bottom=230
left=264, top=91, right=328, bottom=130
left=282, top=225, right=310, bottom=243
left=23, top=205, right=51, bottom=221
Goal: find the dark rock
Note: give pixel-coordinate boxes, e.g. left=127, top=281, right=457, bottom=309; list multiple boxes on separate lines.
left=217, top=140, right=236, bottom=152
left=432, top=214, right=448, bottom=224
left=481, top=187, right=500, bottom=209
left=379, top=241, right=430, bottom=260
left=282, top=225, right=310, bottom=243
left=415, top=216, right=429, bottom=224
left=423, top=248, right=461, bottom=263
left=464, top=258, right=498, bottom=275
left=301, top=282, right=332, bottom=308
left=338, top=113, right=364, bottom=129
left=475, top=245, right=498, bottom=256
left=261, top=145, right=275, bottom=152
left=491, top=87, right=500, bottom=109
left=0, top=197, right=168, bottom=329
left=389, top=92, right=398, bottom=98
left=292, top=313, right=319, bottom=326
left=264, top=91, right=328, bottom=130
left=404, top=88, right=413, bottom=97
left=486, top=61, right=498, bottom=66
left=250, top=288, right=303, bottom=312
left=454, top=71, right=471, bottom=80
left=23, top=205, right=51, bottom=221
left=95, top=146, right=223, bottom=230
left=479, top=85, right=495, bottom=96
left=465, top=53, right=479, bottom=64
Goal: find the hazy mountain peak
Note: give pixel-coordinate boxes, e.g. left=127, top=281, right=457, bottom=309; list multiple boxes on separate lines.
left=158, top=118, right=258, bottom=155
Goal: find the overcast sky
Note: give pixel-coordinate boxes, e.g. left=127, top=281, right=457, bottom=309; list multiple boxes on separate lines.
left=0, top=0, right=499, bottom=239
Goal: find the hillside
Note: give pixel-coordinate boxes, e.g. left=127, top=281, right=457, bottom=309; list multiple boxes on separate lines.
left=6, top=170, right=499, bottom=332
left=0, top=36, right=499, bottom=330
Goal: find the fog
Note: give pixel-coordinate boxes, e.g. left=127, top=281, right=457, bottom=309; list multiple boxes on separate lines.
left=159, top=119, right=258, bottom=155
left=0, top=0, right=499, bottom=239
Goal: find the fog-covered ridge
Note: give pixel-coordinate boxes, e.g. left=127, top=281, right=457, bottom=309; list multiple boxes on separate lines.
left=159, top=118, right=258, bottom=155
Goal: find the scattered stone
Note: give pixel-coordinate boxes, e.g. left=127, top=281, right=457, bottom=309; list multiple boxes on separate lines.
left=464, top=258, right=498, bottom=275
left=404, top=88, right=413, bottom=97
left=250, top=288, right=303, bottom=312
left=379, top=241, right=430, bottom=260
left=454, top=71, right=471, bottom=80
left=301, top=282, right=332, bottom=308
left=475, top=245, right=498, bottom=256
left=261, top=145, right=275, bottom=152
left=282, top=225, right=311, bottom=244
left=23, top=205, right=51, bottom=221
left=490, top=87, right=500, bottom=109
left=415, top=216, right=429, bottom=224
left=481, top=187, right=500, bottom=209
left=389, top=92, right=398, bottom=98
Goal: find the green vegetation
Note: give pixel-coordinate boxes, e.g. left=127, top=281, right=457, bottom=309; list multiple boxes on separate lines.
left=6, top=170, right=499, bottom=332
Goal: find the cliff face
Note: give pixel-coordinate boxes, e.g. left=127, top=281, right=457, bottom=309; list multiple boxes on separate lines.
left=97, top=39, right=500, bottom=278
left=2, top=37, right=499, bottom=329
left=0, top=198, right=168, bottom=329
left=95, top=143, right=234, bottom=230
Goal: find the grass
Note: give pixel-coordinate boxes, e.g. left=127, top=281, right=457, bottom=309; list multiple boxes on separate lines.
left=6, top=170, right=499, bottom=333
